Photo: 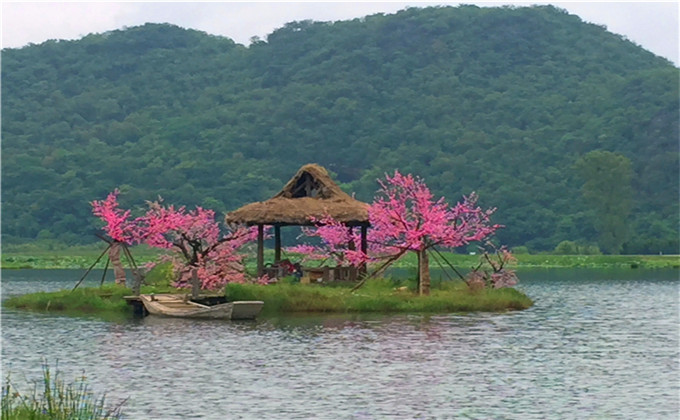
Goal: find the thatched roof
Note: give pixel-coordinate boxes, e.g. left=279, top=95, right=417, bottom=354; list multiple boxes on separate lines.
left=225, top=164, right=369, bottom=226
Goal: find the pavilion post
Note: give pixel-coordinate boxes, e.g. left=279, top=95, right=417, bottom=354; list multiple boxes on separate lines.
left=347, top=226, right=355, bottom=250
left=274, top=225, right=281, bottom=263
left=257, top=224, right=264, bottom=277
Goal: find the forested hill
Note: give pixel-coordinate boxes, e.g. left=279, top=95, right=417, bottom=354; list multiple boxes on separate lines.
left=2, top=5, right=678, bottom=253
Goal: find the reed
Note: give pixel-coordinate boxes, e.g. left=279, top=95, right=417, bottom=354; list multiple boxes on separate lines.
left=2, top=363, right=126, bottom=420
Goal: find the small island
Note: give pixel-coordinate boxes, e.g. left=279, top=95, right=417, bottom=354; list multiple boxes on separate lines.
left=4, top=165, right=534, bottom=319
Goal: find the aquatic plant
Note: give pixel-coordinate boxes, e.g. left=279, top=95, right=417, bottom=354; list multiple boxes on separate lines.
left=1, top=363, right=126, bottom=419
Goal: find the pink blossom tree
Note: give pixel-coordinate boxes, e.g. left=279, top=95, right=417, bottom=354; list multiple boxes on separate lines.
left=91, top=189, right=137, bottom=285
left=287, top=215, right=372, bottom=267
left=92, top=192, right=259, bottom=290
left=292, top=171, right=502, bottom=295
left=91, top=189, right=134, bottom=243
left=136, top=199, right=259, bottom=290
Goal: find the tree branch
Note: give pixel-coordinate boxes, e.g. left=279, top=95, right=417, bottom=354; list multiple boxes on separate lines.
left=350, top=247, right=409, bottom=292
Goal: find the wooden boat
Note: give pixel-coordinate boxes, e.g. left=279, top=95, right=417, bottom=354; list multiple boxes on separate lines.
left=138, top=294, right=263, bottom=320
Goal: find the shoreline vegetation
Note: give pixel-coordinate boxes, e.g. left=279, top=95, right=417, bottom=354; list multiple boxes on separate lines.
left=3, top=278, right=533, bottom=319
left=2, top=247, right=678, bottom=270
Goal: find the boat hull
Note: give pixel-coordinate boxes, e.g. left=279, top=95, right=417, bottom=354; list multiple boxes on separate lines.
left=139, top=294, right=263, bottom=320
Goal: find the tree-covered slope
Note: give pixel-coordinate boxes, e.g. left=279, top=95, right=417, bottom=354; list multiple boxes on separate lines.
left=2, top=5, right=678, bottom=252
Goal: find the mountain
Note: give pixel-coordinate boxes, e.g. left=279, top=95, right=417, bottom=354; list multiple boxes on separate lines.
left=2, top=5, right=678, bottom=253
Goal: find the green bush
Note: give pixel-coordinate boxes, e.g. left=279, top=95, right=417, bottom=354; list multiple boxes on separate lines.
left=511, top=246, right=530, bottom=255
left=554, top=240, right=601, bottom=255
left=554, top=240, right=578, bottom=255
left=580, top=244, right=602, bottom=255
left=143, top=262, right=175, bottom=287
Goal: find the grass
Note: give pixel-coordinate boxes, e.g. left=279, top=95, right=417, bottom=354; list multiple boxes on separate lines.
left=2, top=363, right=126, bottom=420
left=4, top=276, right=532, bottom=319
left=2, top=283, right=178, bottom=321
left=3, top=284, right=130, bottom=314
left=225, top=278, right=533, bottom=314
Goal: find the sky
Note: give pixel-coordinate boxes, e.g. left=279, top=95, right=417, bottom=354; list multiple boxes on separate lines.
left=1, top=2, right=678, bottom=66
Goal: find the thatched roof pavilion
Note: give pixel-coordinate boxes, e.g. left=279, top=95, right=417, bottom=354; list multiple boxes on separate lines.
left=226, top=164, right=370, bottom=277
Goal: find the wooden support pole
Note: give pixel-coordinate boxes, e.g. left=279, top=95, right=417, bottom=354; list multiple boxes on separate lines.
left=257, top=224, right=264, bottom=278
left=347, top=226, right=355, bottom=250
left=274, top=225, right=281, bottom=263
left=99, top=256, right=110, bottom=286
left=73, top=244, right=111, bottom=291
left=346, top=226, right=356, bottom=281
left=121, top=244, right=144, bottom=295
left=191, top=268, right=200, bottom=299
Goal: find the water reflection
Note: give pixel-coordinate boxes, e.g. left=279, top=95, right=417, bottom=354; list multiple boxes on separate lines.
left=2, top=269, right=678, bottom=419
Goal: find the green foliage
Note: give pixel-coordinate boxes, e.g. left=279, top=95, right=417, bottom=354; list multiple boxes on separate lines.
left=554, top=240, right=578, bottom=255
left=2, top=363, right=125, bottom=419
left=574, top=151, right=634, bottom=254
left=511, top=246, right=530, bottom=255
left=2, top=6, right=678, bottom=254
left=143, top=262, right=175, bottom=287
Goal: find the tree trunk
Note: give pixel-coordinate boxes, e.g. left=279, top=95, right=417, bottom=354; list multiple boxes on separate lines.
left=418, top=248, right=430, bottom=296
left=109, top=242, right=126, bottom=286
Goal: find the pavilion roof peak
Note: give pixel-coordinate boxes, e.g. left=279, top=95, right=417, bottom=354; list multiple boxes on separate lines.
left=274, top=163, right=351, bottom=200
left=225, top=163, right=369, bottom=226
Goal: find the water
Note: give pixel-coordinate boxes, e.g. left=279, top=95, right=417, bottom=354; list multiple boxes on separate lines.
left=2, top=268, right=678, bottom=419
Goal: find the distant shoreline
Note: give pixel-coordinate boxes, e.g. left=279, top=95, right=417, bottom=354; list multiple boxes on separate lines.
left=2, top=251, right=678, bottom=270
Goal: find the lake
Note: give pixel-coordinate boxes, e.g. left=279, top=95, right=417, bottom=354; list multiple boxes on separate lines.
left=2, top=268, right=678, bottom=419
